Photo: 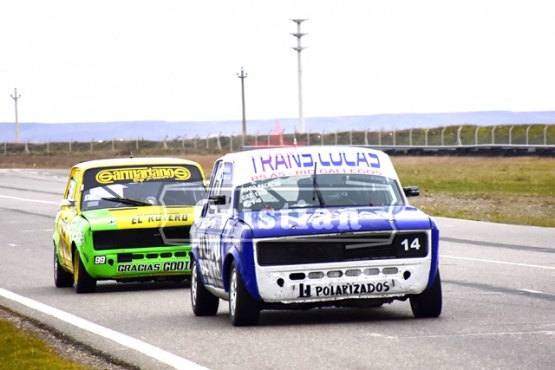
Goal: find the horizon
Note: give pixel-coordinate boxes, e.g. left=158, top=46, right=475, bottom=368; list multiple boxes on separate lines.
left=3, top=109, right=555, bottom=125
left=2, top=110, right=555, bottom=143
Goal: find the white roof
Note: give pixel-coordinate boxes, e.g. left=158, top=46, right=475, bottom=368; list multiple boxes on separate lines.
left=219, top=146, right=399, bottom=185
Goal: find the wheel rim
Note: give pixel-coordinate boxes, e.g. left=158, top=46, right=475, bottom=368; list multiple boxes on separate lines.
left=73, top=255, right=79, bottom=284
left=229, top=268, right=237, bottom=318
left=54, top=250, right=58, bottom=278
left=191, top=261, right=197, bottom=307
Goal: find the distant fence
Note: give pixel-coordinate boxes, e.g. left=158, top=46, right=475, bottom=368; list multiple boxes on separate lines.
left=3, top=124, right=555, bottom=156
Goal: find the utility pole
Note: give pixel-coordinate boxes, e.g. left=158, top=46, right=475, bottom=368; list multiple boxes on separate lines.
left=291, top=19, right=307, bottom=134
left=237, top=67, right=248, bottom=137
left=11, top=88, right=21, bottom=143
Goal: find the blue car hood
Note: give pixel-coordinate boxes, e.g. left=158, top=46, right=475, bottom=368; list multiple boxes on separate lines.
left=238, top=206, right=433, bottom=239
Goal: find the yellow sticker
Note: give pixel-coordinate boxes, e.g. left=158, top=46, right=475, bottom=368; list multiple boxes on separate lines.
left=96, top=166, right=191, bottom=184
left=107, top=208, right=194, bottom=228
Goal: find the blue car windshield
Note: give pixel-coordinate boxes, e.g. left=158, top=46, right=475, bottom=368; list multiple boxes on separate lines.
left=236, top=174, right=405, bottom=211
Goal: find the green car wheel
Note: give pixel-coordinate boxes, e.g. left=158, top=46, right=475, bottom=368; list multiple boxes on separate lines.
left=74, top=251, right=97, bottom=294
left=53, top=244, right=73, bottom=288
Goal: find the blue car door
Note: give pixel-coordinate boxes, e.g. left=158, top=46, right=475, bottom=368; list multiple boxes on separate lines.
left=196, top=161, right=235, bottom=289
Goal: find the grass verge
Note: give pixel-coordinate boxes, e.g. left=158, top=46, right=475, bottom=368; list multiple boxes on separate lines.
left=0, top=316, right=90, bottom=370
left=391, top=156, right=555, bottom=227
left=0, top=306, right=135, bottom=370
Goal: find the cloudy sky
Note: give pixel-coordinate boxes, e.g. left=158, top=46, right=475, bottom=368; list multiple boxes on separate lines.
left=1, top=0, right=554, bottom=124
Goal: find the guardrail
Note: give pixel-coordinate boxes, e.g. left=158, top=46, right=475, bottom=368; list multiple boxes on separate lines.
left=358, top=144, right=555, bottom=156
left=2, top=124, right=554, bottom=156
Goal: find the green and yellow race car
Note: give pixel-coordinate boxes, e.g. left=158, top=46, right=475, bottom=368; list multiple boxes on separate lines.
left=53, top=157, right=207, bottom=293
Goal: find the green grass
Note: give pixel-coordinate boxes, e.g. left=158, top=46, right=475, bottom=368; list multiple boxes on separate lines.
left=0, top=319, right=90, bottom=370
left=391, top=156, right=555, bottom=227
left=395, top=156, right=554, bottom=195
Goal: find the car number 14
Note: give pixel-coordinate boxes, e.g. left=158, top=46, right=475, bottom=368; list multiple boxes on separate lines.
left=401, top=237, right=421, bottom=251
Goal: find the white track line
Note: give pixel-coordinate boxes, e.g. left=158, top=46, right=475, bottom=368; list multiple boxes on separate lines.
left=442, top=255, right=555, bottom=270
left=0, top=288, right=208, bottom=370
left=0, top=194, right=59, bottom=205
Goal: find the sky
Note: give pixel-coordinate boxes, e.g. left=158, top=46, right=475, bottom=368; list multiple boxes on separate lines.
left=1, top=0, right=555, bottom=124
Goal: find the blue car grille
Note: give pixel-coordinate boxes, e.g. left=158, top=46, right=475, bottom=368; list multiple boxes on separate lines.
left=93, top=226, right=191, bottom=250
left=256, top=232, right=428, bottom=266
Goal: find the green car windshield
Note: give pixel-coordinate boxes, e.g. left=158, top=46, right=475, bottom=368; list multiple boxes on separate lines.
left=80, top=165, right=206, bottom=211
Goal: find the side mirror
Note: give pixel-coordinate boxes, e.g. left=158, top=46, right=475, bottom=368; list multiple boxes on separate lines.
left=403, top=186, right=420, bottom=197
left=208, top=194, right=226, bottom=205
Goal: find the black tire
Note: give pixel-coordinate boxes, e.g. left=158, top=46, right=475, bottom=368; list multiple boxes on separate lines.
left=410, top=270, right=442, bottom=318
left=170, top=275, right=188, bottom=284
left=229, top=261, right=260, bottom=326
left=53, top=244, right=73, bottom=288
left=190, top=259, right=219, bottom=316
left=73, top=251, right=97, bottom=294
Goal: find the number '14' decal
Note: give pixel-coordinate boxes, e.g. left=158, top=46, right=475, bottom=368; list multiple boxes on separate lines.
left=401, top=238, right=421, bottom=251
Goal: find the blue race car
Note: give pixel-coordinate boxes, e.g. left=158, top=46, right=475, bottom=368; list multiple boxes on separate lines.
left=190, top=146, right=441, bottom=326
